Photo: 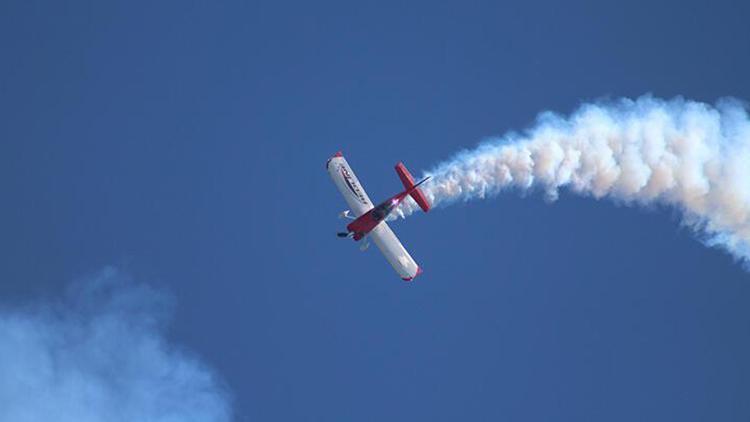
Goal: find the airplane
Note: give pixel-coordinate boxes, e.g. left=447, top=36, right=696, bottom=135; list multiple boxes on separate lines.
left=326, top=151, right=430, bottom=281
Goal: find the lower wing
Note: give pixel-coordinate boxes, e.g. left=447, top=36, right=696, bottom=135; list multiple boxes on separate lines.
left=369, top=222, right=422, bottom=281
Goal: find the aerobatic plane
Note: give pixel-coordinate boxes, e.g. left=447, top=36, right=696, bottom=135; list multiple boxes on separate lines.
left=326, top=151, right=430, bottom=281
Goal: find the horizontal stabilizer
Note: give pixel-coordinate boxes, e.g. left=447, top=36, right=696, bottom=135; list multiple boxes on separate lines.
left=395, top=162, right=430, bottom=213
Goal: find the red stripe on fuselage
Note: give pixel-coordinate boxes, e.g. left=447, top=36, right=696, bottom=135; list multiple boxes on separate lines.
left=346, top=191, right=409, bottom=240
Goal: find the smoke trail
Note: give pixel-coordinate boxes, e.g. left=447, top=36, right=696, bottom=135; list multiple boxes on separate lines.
left=397, top=96, right=750, bottom=266
left=0, top=267, right=232, bottom=422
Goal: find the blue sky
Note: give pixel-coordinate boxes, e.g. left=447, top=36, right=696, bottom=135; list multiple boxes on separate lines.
left=2, top=1, right=750, bottom=421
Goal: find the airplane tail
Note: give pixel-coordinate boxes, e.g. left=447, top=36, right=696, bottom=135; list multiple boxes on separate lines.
left=395, top=162, right=430, bottom=212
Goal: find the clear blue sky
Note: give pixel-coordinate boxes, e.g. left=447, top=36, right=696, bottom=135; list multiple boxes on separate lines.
left=2, top=1, right=750, bottom=421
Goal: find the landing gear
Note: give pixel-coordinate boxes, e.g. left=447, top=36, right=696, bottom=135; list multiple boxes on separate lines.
left=337, top=232, right=353, bottom=238
left=359, top=239, right=370, bottom=251
left=339, top=210, right=354, bottom=220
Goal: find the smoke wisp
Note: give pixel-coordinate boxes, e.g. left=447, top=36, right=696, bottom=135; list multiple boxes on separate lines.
left=397, top=96, right=750, bottom=266
left=0, top=267, right=232, bottom=422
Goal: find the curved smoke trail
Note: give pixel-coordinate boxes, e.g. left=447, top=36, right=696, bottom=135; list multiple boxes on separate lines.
left=396, top=96, right=750, bottom=266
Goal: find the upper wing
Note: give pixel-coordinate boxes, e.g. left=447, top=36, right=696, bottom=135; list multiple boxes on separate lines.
left=326, top=152, right=373, bottom=217
left=369, top=222, right=422, bottom=281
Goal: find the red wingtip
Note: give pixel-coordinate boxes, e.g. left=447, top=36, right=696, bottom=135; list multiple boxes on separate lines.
left=402, top=266, right=423, bottom=282
left=326, top=151, right=344, bottom=170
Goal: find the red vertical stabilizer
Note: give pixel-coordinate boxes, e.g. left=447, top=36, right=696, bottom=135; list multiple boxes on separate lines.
left=395, top=162, right=430, bottom=212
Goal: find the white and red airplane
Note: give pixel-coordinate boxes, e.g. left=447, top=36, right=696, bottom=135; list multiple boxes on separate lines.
left=327, top=151, right=430, bottom=281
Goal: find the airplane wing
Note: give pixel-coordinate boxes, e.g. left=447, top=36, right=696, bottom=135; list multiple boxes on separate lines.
left=326, top=152, right=374, bottom=217
left=369, top=222, right=422, bottom=281
left=327, top=152, right=422, bottom=281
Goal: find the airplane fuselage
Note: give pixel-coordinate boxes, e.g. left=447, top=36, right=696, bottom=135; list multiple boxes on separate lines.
left=346, top=191, right=409, bottom=240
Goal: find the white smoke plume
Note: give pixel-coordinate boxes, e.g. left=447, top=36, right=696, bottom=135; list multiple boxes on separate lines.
left=0, top=267, right=233, bottom=422
left=397, top=96, right=750, bottom=266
